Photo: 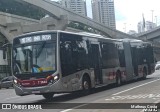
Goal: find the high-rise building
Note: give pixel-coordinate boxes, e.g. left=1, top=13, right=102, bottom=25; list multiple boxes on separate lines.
left=92, top=0, right=116, bottom=29
left=137, top=22, right=144, bottom=33
left=137, top=21, right=156, bottom=33
left=145, top=21, right=156, bottom=31
left=59, top=0, right=87, bottom=16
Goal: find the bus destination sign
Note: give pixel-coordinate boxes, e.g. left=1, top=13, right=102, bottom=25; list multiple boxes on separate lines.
left=20, top=34, right=51, bottom=44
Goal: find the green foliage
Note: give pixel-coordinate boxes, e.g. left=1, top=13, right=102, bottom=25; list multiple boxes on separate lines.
left=68, top=22, right=99, bottom=33
left=0, top=0, right=46, bottom=20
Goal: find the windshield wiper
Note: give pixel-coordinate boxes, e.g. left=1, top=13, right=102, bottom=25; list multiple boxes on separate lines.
left=22, top=72, right=32, bottom=74
left=36, top=42, right=46, bottom=58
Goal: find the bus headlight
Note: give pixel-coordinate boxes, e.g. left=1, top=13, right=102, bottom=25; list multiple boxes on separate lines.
left=13, top=79, right=21, bottom=87
left=54, top=75, right=58, bottom=80
left=47, top=74, right=59, bottom=84
left=14, top=79, right=17, bottom=84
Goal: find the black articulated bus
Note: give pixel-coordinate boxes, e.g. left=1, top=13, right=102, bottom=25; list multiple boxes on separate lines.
left=12, top=30, right=155, bottom=99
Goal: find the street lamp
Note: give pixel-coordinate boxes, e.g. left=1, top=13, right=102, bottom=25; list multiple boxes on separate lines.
left=155, top=16, right=157, bottom=26
left=124, top=23, right=126, bottom=33
left=151, top=10, right=154, bottom=23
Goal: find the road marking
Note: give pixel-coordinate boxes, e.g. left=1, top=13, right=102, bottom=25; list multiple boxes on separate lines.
left=61, top=109, right=73, bottom=112
left=113, top=78, right=160, bottom=96
left=61, top=79, right=160, bottom=112
left=4, top=96, right=20, bottom=100
left=60, top=103, right=88, bottom=112
left=105, top=93, right=160, bottom=101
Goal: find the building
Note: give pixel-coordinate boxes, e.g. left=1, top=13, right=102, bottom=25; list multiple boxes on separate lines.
left=137, top=22, right=144, bottom=33
left=59, top=0, right=87, bottom=16
left=92, top=0, right=116, bottom=29
left=145, top=21, right=156, bottom=31
left=137, top=21, right=156, bottom=33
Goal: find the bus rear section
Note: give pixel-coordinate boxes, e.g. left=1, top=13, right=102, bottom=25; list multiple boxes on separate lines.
left=129, top=40, right=155, bottom=77
left=116, top=39, right=155, bottom=81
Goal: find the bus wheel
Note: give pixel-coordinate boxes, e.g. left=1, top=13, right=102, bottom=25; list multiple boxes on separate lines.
left=42, top=93, right=54, bottom=100
left=82, top=76, right=91, bottom=95
left=116, top=72, right=121, bottom=86
left=143, top=68, right=147, bottom=79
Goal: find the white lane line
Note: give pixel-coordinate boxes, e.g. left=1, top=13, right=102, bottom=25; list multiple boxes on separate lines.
left=113, top=78, right=160, bottom=96
left=60, top=103, right=88, bottom=112
left=4, top=96, right=20, bottom=101
left=61, top=109, right=73, bottom=112
left=61, top=79, right=160, bottom=112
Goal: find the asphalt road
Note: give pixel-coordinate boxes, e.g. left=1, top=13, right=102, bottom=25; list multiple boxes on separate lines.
left=1, top=71, right=160, bottom=112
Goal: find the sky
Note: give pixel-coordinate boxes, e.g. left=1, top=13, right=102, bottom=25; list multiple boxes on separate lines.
left=52, top=0, right=160, bottom=33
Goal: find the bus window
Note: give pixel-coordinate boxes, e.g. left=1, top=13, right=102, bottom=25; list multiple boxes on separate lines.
left=60, top=33, right=88, bottom=77
left=118, top=50, right=126, bottom=67
left=60, top=40, right=73, bottom=76
left=13, top=46, right=32, bottom=74
left=13, top=42, right=56, bottom=75
left=101, top=43, right=119, bottom=68
left=33, top=43, right=56, bottom=72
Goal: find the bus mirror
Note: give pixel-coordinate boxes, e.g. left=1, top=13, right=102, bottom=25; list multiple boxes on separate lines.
left=3, top=49, right=6, bottom=59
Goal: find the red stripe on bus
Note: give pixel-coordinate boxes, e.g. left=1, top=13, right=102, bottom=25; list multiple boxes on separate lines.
left=108, top=72, right=116, bottom=80
left=19, top=78, right=48, bottom=87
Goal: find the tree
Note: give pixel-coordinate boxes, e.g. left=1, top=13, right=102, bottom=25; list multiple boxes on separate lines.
left=0, top=0, right=46, bottom=20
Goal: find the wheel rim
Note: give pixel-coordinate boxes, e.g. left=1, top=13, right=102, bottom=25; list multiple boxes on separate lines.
left=83, top=81, right=89, bottom=90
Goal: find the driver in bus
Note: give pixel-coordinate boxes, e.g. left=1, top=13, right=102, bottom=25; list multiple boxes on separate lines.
left=32, top=47, right=55, bottom=73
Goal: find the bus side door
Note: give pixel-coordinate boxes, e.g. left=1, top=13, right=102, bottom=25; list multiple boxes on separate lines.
left=90, top=44, right=103, bottom=85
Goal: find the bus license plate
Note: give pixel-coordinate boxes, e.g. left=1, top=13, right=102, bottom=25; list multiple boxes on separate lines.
left=32, top=90, right=40, bottom=94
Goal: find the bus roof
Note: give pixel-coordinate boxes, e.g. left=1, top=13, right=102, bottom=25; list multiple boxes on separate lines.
left=13, top=30, right=119, bottom=42
left=14, top=30, right=152, bottom=45
left=117, top=38, right=150, bottom=44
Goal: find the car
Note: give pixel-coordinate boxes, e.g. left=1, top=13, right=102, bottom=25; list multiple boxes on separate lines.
left=0, top=76, right=14, bottom=89
left=155, top=61, right=160, bottom=70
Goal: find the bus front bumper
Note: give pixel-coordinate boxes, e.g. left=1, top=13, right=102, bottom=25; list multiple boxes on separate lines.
left=14, top=81, right=62, bottom=96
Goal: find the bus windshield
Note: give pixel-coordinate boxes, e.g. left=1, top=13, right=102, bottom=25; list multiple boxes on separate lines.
left=13, top=42, right=56, bottom=75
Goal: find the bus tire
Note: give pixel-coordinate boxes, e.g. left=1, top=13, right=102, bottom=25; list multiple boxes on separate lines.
left=42, top=93, right=54, bottom=100
left=143, top=67, right=147, bottom=79
left=116, top=71, right=122, bottom=86
left=82, top=75, right=91, bottom=95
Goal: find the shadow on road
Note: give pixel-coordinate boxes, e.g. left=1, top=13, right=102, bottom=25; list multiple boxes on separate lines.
left=28, top=77, right=153, bottom=104
left=20, top=77, right=157, bottom=109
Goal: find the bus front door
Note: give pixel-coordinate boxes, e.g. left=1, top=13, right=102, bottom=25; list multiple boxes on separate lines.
left=90, top=44, right=102, bottom=85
